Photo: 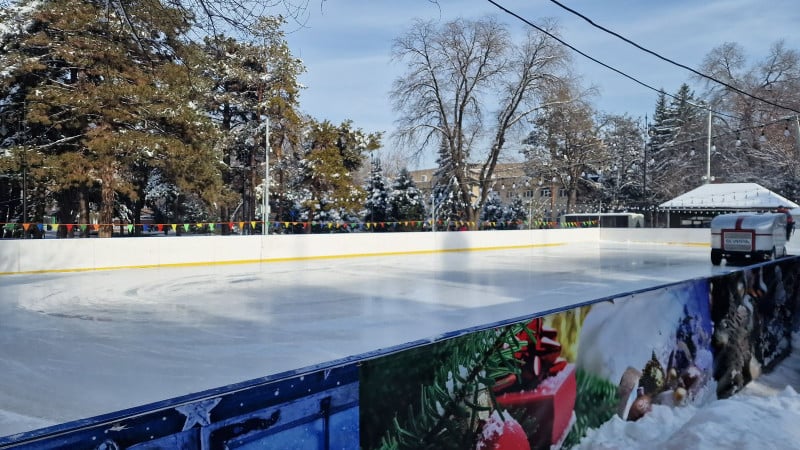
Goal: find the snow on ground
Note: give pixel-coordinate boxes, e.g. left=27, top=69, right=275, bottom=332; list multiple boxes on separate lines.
left=576, top=332, right=800, bottom=449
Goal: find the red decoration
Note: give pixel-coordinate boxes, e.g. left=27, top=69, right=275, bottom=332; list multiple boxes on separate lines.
left=493, top=318, right=577, bottom=448
left=476, top=411, right=531, bottom=450
left=496, top=364, right=576, bottom=448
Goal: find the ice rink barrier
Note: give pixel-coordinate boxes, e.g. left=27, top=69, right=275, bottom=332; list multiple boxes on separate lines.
left=0, top=228, right=709, bottom=275
left=2, top=248, right=797, bottom=448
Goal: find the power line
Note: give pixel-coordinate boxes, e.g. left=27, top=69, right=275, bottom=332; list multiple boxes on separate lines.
left=483, top=2, right=654, bottom=101
left=483, top=0, right=738, bottom=121
left=488, top=0, right=800, bottom=128
left=546, top=0, right=800, bottom=116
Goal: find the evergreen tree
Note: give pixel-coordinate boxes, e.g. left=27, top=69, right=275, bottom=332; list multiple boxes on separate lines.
left=480, top=191, right=505, bottom=228
left=597, top=114, right=646, bottom=211
left=431, top=140, right=466, bottom=228
left=295, top=119, right=380, bottom=231
left=0, top=0, right=226, bottom=237
left=388, top=167, right=426, bottom=231
left=363, top=156, right=390, bottom=229
left=198, top=16, right=305, bottom=231
left=505, top=196, right=527, bottom=228
left=648, top=84, right=705, bottom=203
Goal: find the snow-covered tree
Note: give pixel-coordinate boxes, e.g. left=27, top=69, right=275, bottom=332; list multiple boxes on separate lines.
left=363, top=156, right=390, bottom=228
left=506, top=196, right=528, bottom=226
left=0, top=0, right=227, bottom=236
left=388, top=167, right=425, bottom=230
left=696, top=40, right=800, bottom=197
left=198, top=16, right=305, bottom=230
left=430, top=140, right=467, bottom=226
left=480, top=191, right=505, bottom=225
left=294, top=119, right=379, bottom=231
left=647, top=84, right=706, bottom=204
left=596, top=114, right=646, bottom=210
left=523, top=82, right=607, bottom=214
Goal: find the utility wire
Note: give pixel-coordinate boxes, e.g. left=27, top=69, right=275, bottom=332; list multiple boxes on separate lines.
left=546, top=0, right=800, bottom=116
left=483, top=0, right=738, bottom=121
left=485, top=2, right=658, bottom=101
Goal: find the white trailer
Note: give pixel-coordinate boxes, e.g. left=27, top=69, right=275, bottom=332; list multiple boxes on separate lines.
left=710, top=213, right=787, bottom=265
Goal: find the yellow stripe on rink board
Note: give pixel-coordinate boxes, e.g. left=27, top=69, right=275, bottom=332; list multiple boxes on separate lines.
left=0, top=242, right=568, bottom=276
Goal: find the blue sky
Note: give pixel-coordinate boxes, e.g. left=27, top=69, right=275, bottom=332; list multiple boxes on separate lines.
left=286, top=0, right=800, bottom=168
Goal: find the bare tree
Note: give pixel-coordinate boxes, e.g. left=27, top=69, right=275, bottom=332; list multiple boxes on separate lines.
left=390, top=16, right=570, bottom=227
left=597, top=113, right=646, bottom=210
left=696, top=40, right=800, bottom=195
left=523, top=82, right=606, bottom=214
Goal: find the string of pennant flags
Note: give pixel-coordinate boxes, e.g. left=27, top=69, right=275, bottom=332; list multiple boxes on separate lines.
left=1, top=219, right=599, bottom=234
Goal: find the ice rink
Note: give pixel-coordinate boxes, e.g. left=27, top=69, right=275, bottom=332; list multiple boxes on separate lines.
left=0, top=241, right=773, bottom=436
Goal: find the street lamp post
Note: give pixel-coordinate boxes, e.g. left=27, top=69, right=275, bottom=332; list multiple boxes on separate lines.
left=642, top=114, right=652, bottom=227
left=370, top=150, right=375, bottom=226
left=22, top=153, right=26, bottom=226
left=550, top=176, right=557, bottom=225
left=705, top=110, right=712, bottom=184
left=686, top=101, right=715, bottom=184
left=268, top=115, right=269, bottom=236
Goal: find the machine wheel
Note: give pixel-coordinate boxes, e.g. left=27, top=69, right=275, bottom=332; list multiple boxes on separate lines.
left=767, top=247, right=777, bottom=261
left=711, top=251, right=722, bottom=266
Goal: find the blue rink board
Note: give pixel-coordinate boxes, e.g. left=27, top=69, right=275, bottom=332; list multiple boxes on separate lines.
left=0, top=364, right=359, bottom=450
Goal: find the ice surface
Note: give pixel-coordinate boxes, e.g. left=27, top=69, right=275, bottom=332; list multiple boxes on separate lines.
left=0, top=241, right=797, bottom=440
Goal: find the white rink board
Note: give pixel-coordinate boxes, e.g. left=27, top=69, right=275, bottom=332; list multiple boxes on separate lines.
left=0, top=227, right=714, bottom=275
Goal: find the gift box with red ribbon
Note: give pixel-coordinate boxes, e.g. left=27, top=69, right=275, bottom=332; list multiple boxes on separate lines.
left=493, top=318, right=577, bottom=448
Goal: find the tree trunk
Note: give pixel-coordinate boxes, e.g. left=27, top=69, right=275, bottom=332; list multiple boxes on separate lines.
left=79, top=189, right=89, bottom=238
left=98, top=163, right=115, bottom=238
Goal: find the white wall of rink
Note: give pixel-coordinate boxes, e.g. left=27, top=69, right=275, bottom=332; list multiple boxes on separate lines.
left=0, top=228, right=710, bottom=275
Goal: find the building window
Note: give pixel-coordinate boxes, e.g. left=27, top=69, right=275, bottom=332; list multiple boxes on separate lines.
left=559, top=188, right=568, bottom=197
left=540, top=188, right=551, bottom=197
left=524, top=190, right=534, bottom=198
left=421, top=175, right=428, bottom=182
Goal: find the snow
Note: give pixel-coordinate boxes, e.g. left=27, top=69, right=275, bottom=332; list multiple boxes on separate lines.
left=576, top=332, right=800, bottom=449
left=659, top=183, right=799, bottom=210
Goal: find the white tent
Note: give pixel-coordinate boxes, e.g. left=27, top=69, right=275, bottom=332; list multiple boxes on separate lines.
left=659, top=183, right=798, bottom=211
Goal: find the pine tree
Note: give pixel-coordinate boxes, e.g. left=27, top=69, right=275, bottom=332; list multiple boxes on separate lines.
left=388, top=167, right=426, bottom=231
left=364, top=156, right=390, bottom=229
left=597, top=114, right=646, bottom=211
left=295, top=120, right=379, bottom=231
left=431, top=140, right=466, bottom=228
left=505, top=196, right=527, bottom=228
left=0, top=0, right=226, bottom=236
left=480, top=191, right=504, bottom=228
left=648, top=84, right=705, bottom=203
left=198, top=16, right=305, bottom=229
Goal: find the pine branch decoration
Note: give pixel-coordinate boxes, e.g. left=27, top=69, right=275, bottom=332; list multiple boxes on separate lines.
left=375, top=323, right=529, bottom=450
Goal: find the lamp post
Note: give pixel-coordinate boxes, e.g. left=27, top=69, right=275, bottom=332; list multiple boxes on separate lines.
left=685, top=101, right=716, bottom=184
left=550, top=176, right=557, bottom=225
left=370, top=150, right=375, bottom=226
left=268, top=114, right=269, bottom=236
left=705, top=110, right=712, bottom=184
left=21, top=151, right=26, bottom=226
